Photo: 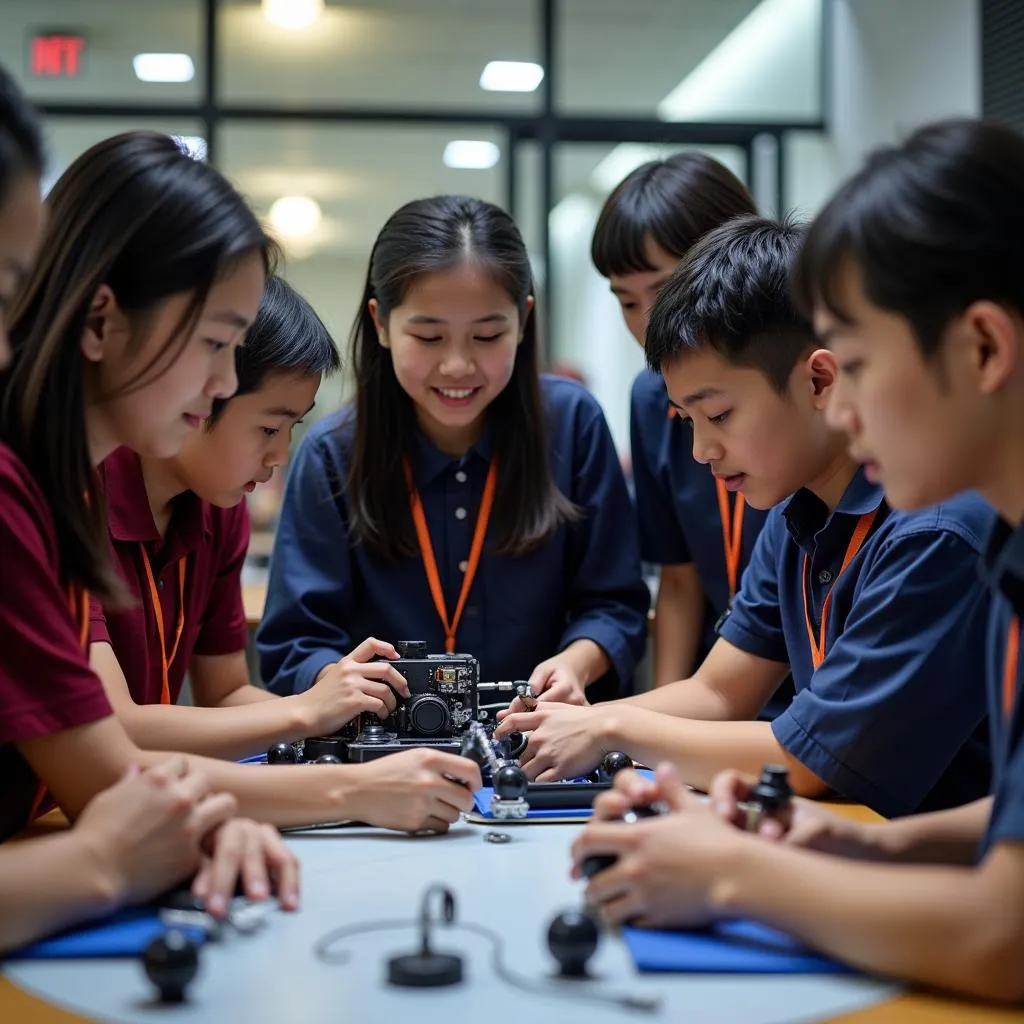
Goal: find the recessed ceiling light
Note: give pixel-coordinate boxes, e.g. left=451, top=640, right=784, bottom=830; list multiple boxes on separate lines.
left=132, top=53, right=195, bottom=83
left=479, top=61, right=544, bottom=93
left=263, top=0, right=324, bottom=30
left=443, top=140, right=500, bottom=170
left=269, top=196, right=322, bottom=238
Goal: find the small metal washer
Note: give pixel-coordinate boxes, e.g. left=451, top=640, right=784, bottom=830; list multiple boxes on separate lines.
left=484, top=830, right=512, bottom=844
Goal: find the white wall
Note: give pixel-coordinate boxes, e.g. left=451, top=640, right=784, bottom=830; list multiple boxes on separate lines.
left=785, top=0, right=981, bottom=218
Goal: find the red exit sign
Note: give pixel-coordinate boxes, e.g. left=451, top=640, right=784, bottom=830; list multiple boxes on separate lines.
left=30, top=33, right=87, bottom=78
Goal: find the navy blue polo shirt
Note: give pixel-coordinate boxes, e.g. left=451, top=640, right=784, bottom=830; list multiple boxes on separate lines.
left=720, top=467, right=993, bottom=818
left=257, top=375, right=650, bottom=701
left=630, top=369, right=768, bottom=653
left=978, top=517, right=1024, bottom=859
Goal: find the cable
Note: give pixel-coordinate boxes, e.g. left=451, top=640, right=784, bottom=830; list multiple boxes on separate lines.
left=312, top=914, right=661, bottom=1013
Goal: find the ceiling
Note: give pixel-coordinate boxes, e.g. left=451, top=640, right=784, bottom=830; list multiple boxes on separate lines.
left=6, top=0, right=777, bottom=259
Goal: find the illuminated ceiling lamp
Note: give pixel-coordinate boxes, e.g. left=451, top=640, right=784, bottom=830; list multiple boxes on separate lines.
left=262, top=0, right=325, bottom=30
left=269, top=195, right=322, bottom=238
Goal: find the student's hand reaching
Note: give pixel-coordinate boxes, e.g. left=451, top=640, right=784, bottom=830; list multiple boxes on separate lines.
left=708, top=769, right=877, bottom=860
left=571, top=763, right=741, bottom=929
left=346, top=749, right=483, bottom=835
left=302, top=637, right=411, bottom=734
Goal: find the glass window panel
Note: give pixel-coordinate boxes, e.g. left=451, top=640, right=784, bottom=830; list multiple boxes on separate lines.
left=0, top=0, right=203, bottom=105
left=558, top=0, right=822, bottom=123
left=218, top=0, right=540, bottom=113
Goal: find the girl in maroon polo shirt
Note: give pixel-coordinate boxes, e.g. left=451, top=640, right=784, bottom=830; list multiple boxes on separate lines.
left=89, top=275, right=415, bottom=759
left=0, top=67, right=273, bottom=951
left=0, top=127, right=480, bottom=920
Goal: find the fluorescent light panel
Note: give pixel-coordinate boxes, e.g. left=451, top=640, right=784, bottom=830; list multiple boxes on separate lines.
left=444, top=140, right=500, bottom=170
left=132, top=53, right=194, bottom=83
left=479, top=61, right=544, bottom=92
left=263, top=0, right=324, bottom=30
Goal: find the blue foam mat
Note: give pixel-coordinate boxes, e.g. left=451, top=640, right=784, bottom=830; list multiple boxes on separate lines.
left=6, top=907, right=207, bottom=961
left=623, top=919, right=854, bottom=974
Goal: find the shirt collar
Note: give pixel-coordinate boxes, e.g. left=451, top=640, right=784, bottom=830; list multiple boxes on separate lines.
left=783, top=465, right=886, bottom=551
left=982, top=516, right=1024, bottom=614
left=407, top=422, right=494, bottom=489
left=99, top=447, right=211, bottom=553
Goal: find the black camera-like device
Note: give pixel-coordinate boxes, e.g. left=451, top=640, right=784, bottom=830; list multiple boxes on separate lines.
left=313, top=641, right=480, bottom=763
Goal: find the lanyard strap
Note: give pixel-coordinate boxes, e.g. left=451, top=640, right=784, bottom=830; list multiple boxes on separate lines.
left=30, top=586, right=91, bottom=825
left=802, top=509, right=879, bottom=670
left=403, top=456, right=497, bottom=655
left=139, top=547, right=187, bottom=706
left=715, top=478, right=746, bottom=598
left=1005, top=614, right=1021, bottom=721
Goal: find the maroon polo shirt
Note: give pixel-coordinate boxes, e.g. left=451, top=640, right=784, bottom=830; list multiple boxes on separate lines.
left=0, top=441, right=113, bottom=842
left=89, top=447, right=251, bottom=706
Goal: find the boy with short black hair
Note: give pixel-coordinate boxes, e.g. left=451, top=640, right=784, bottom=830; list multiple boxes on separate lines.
left=498, top=214, right=992, bottom=820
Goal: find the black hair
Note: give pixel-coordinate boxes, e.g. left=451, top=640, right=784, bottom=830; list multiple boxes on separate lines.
left=645, top=215, right=813, bottom=391
left=2, top=130, right=276, bottom=603
left=792, top=118, right=1024, bottom=359
left=591, top=152, right=757, bottom=278
left=347, top=193, right=578, bottom=561
left=207, top=274, right=341, bottom=427
left=0, top=63, right=45, bottom=203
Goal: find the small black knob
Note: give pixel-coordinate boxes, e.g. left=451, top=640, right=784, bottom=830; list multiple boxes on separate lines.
left=579, top=804, right=661, bottom=879
left=394, top=641, right=428, bottom=658
left=493, top=764, right=528, bottom=802
left=315, top=755, right=341, bottom=764
left=143, top=929, right=200, bottom=1004
left=357, top=723, right=388, bottom=744
left=303, top=736, right=346, bottom=761
left=547, top=910, right=599, bottom=977
left=266, top=742, right=297, bottom=764
left=750, top=765, right=792, bottom=812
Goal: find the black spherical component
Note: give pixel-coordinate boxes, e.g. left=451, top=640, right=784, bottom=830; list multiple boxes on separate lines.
left=504, top=731, right=528, bottom=758
left=266, top=742, right=297, bottom=765
left=315, top=754, right=342, bottom=764
left=406, top=695, right=450, bottom=736
left=143, top=929, right=200, bottom=1004
left=493, top=764, right=528, bottom=802
left=303, top=736, right=346, bottom=761
left=600, top=751, right=632, bottom=778
left=547, top=910, right=600, bottom=977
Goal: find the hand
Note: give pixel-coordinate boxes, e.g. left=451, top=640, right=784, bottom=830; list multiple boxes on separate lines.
left=495, top=702, right=612, bottom=781
left=527, top=655, right=590, bottom=706
left=347, top=749, right=483, bottom=834
left=708, top=769, right=873, bottom=858
left=570, top=763, right=743, bottom=929
left=192, top=819, right=300, bottom=917
left=302, top=637, right=411, bottom=734
left=75, top=758, right=237, bottom=909
left=589, top=766, right=689, bottom=822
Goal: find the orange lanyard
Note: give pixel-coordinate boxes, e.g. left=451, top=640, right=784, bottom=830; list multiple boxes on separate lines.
left=1005, top=614, right=1021, bottom=721
left=802, top=510, right=879, bottom=669
left=403, top=455, right=497, bottom=655
left=139, top=546, right=187, bottom=706
left=28, top=586, right=91, bottom=825
left=715, top=478, right=745, bottom=598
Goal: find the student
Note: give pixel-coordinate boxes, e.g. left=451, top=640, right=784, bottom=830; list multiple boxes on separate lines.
left=89, top=274, right=417, bottom=761
left=570, top=118, right=1024, bottom=1004
left=0, top=128, right=479, bottom=887
left=591, top=154, right=770, bottom=686
left=0, top=68, right=286, bottom=942
left=497, top=216, right=993, bottom=820
left=257, top=194, right=649, bottom=708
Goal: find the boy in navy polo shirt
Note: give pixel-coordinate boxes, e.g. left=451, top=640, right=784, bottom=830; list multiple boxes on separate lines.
left=498, top=216, right=992, bottom=819
left=591, top=155, right=768, bottom=685
left=570, top=118, right=1024, bottom=1003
